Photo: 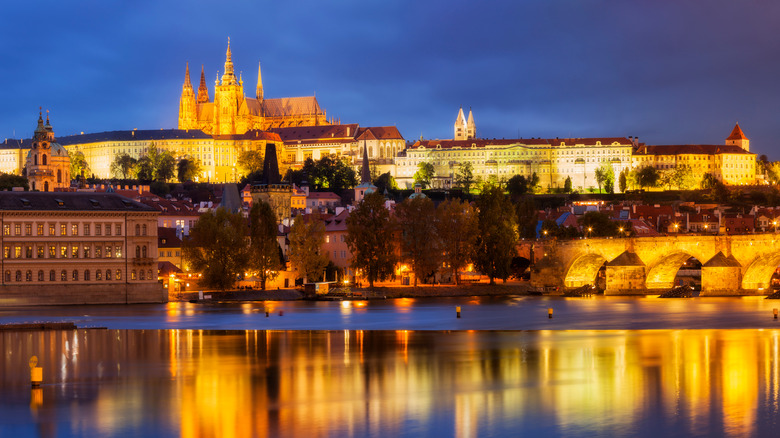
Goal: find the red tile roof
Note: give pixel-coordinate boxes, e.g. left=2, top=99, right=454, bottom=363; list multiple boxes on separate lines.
left=409, top=137, right=631, bottom=150
left=635, top=144, right=752, bottom=155
left=726, top=123, right=748, bottom=141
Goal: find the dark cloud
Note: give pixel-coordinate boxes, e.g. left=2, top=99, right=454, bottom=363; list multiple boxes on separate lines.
left=2, top=1, right=780, bottom=158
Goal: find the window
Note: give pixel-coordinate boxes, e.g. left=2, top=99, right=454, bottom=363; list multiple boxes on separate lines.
left=4, top=271, right=9, bottom=282
left=106, top=246, right=112, bottom=258
left=37, top=224, right=43, bottom=236
left=84, top=245, right=91, bottom=258
left=142, top=246, right=147, bottom=258
left=72, top=270, right=78, bottom=281
left=60, top=246, right=67, bottom=258
left=84, top=270, right=90, bottom=281
left=14, top=246, right=21, bottom=258
left=115, top=224, right=121, bottom=235
left=14, top=224, right=21, bottom=236
left=25, top=270, right=32, bottom=282
left=142, top=224, right=147, bottom=236
left=95, top=224, right=102, bottom=236
left=167, top=251, right=172, bottom=257
left=37, top=270, right=44, bottom=281
left=106, top=224, right=111, bottom=236
left=48, top=246, right=55, bottom=258
left=60, top=224, right=67, bottom=236
left=71, top=245, right=79, bottom=258
left=15, top=270, right=21, bottom=281
left=25, top=246, right=32, bottom=258
left=3, top=246, right=9, bottom=258
left=37, top=246, right=43, bottom=258
left=49, top=224, right=54, bottom=236
left=140, top=270, right=145, bottom=280
left=115, top=246, right=122, bottom=258
left=131, top=270, right=137, bottom=280
left=49, top=270, right=55, bottom=281
left=72, top=224, right=78, bottom=236
left=25, top=224, right=32, bottom=236
left=136, top=246, right=141, bottom=258
left=2, top=225, right=9, bottom=236
left=116, top=270, right=121, bottom=280
left=95, top=247, right=102, bottom=258
left=84, top=224, right=90, bottom=236
left=96, top=270, right=102, bottom=280
left=135, top=224, right=140, bottom=236
left=148, top=270, right=153, bottom=280
left=106, top=270, right=112, bottom=280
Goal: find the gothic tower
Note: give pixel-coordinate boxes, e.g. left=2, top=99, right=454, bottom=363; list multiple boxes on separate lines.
left=26, top=110, right=71, bottom=192
left=466, top=108, right=476, bottom=139
left=197, top=64, right=210, bottom=103
left=256, top=62, right=264, bottom=103
left=212, top=38, right=246, bottom=135
left=454, top=107, right=467, bottom=140
left=726, top=123, right=749, bottom=151
left=178, top=63, right=197, bottom=129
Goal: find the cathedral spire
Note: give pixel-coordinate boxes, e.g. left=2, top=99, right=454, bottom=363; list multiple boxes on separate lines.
left=466, top=107, right=475, bottom=139
left=256, top=61, right=264, bottom=102
left=197, top=64, right=210, bottom=103
left=221, top=37, right=236, bottom=85
left=361, top=140, right=371, bottom=184
left=183, top=62, right=193, bottom=91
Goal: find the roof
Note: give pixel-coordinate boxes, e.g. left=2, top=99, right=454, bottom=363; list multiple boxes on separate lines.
left=635, top=144, right=753, bottom=155
left=57, top=129, right=212, bottom=145
left=726, top=123, right=748, bottom=141
left=270, top=124, right=358, bottom=142
left=409, top=137, right=631, bottom=150
left=158, top=261, right=182, bottom=276
left=262, top=96, right=323, bottom=117
left=158, top=227, right=183, bottom=248
left=0, top=192, right=156, bottom=212
left=307, top=192, right=341, bottom=200
left=357, top=126, right=404, bottom=140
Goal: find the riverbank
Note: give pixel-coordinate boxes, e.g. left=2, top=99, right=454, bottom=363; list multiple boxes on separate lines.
left=175, top=282, right=536, bottom=302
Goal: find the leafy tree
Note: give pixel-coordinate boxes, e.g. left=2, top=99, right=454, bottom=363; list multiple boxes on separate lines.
left=110, top=153, right=137, bottom=179
left=540, top=219, right=562, bottom=238
left=436, top=199, right=478, bottom=285
left=283, top=168, right=307, bottom=186
left=564, top=176, right=573, bottom=193
left=767, top=162, right=780, bottom=185
left=528, top=172, right=541, bottom=194
left=249, top=201, right=282, bottom=290
left=455, top=162, right=474, bottom=193
left=670, top=165, right=697, bottom=190
left=177, top=157, right=201, bottom=183
left=135, top=144, right=175, bottom=182
left=413, top=162, right=435, bottom=188
left=346, top=191, right=396, bottom=288
left=237, top=149, right=264, bottom=178
left=506, top=175, right=528, bottom=199
left=635, top=166, right=660, bottom=189
left=474, top=185, right=518, bottom=284
left=709, top=180, right=731, bottom=203
left=577, top=211, right=622, bottom=237
left=302, top=155, right=358, bottom=192
left=183, top=208, right=249, bottom=291
left=701, top=172, right=718, bottom=189
left=515, top=197, right=538, bottom=239
left=69, top=151, right=90, bottom=180
left=595, top=163, right=615, bottom=194
left=619, top=169, right=628, bottom=193
left=373, top=172, right=398, bottom=194
left=288, top=214, right=329, bottom=282
left=135, top=156, right=154, bottom=182
left=396, top=196, right=441, bottom=286
left=0, top=173, right=29, bottom=191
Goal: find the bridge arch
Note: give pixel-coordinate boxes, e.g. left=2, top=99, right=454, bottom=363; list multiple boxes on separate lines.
left=742, top=252, right=780, bottom=291
left=564, top=252, right=608, bottom=288
left=645, top=251, right=698, bottom=290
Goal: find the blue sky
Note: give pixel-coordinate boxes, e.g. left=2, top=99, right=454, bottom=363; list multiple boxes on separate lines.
left=2, top=1, right=779, bottom=158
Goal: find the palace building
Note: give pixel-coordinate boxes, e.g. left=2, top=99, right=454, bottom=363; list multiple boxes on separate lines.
left=178, top=39, right=329, bottom=135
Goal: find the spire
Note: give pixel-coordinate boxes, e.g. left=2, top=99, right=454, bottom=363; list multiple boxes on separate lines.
left=44, top=110, right=52, bottom=131
left=256, top=61, right=264, bottom=101
left=261, top=143, right=281, bottom=185
left=221, top=37, right=236, bottom=85
left=35, top=107, right=45, bottom=134
left=197, top=64, right=209, bottom=103
left=727, top=123, right=748, bottom=140
left=454, top=107, right=467, bottom=140
left=456, top=107, right=466, bottom=124
left=361, top=140, right=371, bottom=184
left=466, top=107, right=476, bottom=139
left=183, top=62, right=193, bottom=91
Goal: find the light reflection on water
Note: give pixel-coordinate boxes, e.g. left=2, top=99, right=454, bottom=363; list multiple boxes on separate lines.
left=1, top=329, right=780, bottom=437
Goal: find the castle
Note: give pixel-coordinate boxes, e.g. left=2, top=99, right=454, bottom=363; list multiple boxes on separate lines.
left=178, top=39, right=329, bottom=135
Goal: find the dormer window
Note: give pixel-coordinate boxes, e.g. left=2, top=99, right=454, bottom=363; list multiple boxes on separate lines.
left=54, top=198, right=65, bottom=208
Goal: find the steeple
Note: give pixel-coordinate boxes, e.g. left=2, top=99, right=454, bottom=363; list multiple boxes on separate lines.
left=261, top=143, right=281, bottom=185
left=178, top=63, right=197, bottom=129
left=466, top=108, right=476, bottom=139
left=361, top=140, right=371, bottom=184
left=34, top=107, right=45, bottom=135
left=725, top=122, right=749, bottom=151
left=221, top=37, right=236, bottom=85
left=256, top=61, right=264, bottom=102
left=182, top=62, right=194, bottom=92
left=197, top=64, right=209, bottom=103
left=454, top=107, right=467, bottom=140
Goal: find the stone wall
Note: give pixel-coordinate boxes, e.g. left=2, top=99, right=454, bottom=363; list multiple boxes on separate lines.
left=0, top=283, right=166, bottom=306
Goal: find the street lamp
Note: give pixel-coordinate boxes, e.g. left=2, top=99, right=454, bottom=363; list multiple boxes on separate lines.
left=587, top=227, right=593, bottom=239
left=704, top=224, right=709, bottom=234
left=773, top=220, right=777, bottom=233
left=619, top=226, right=624, bottom=238
left=673, top=223, right=679, bottom=233
left=543, top=229, right=548, bottom=238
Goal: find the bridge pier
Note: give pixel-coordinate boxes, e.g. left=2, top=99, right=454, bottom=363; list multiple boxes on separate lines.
left=700, top=252, right=743, bottom=296
left=604, top=251, right=646, bottom=295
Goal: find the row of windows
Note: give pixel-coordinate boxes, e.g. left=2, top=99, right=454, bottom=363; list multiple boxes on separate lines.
left=3, top=269, right=154, bottom=282
left=3, top=222, right=122, bottom=237
left=3, top=244, right=124, bottom=259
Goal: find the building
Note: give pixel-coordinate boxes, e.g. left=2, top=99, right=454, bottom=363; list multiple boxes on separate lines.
left=25, top=111, right=71, bottom=192
left=454, top=107, right=476, bottom=140
left=178, top=39, right=330, bottom=136
left=0, top=192, right=163, bottom=305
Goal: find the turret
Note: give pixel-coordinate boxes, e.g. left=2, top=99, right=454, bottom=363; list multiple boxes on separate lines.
left=178, top=63, right=197, bottom=129
left=726, top=123, right=749, bottom=151
left=256, top=62, right=264, bottom=102
left=466, top=108, right=476, bottom=139
left=221, top=37, right=237, bottom=85
left=454, top=107, right=467, bottom=140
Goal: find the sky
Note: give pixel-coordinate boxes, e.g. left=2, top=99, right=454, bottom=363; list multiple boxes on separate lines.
left=1, top=1, right=779, bottom=158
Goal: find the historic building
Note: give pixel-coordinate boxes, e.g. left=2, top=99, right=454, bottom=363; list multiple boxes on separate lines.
left=454, top=107, right=476, bottom=140
left=0, top=192, right=163, bottom=305
left=632, top=124, right=756, bottom=186
left=178, top=39, right=330, bottom=135
left=24, top=111, right=71, bottom=192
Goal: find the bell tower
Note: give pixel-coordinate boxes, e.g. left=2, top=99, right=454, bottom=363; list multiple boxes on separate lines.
left=178, top=63, right=197, bottom=129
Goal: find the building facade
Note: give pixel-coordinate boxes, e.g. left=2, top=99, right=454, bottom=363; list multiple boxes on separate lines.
left=178, top=40, right=329, bottom=136
left=0, top=192, right=163, bottom=305
left=25, top=111, right=71, bottom=191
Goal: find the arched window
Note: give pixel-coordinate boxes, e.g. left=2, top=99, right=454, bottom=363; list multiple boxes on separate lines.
left=4, top=271, right=11, bottom=282
left=142, top=246, right=147, bottom=258
left=34, top=154, right=38, bottom=165
left=44, top=181, right=49, bottom=192
left=142, top=224, right=147, bottom=236
left=148, top=270, right=153, bottom=280
left=131, top=270, right=137, bottom=280
left=31, top=181, right=36, bottom=191
left=116, top=270, right=122, bottom=280
left=135, top=224, right=140, bottom=236
left=42, top=154, right=47, bottom=165
left=25, top=270, right=32, bottom=281
left=72, top=270, right=78, bottom=281
left=140, top=270, right=145, bottom=280
left=49, top=270, right=55, bottom=281
left=15, top=270, right=21, bottom=281
left=37, top=270, right=44, bottom=281
left=96, top=270, right=102, bottom=280
left=57, top=169, right=61, bottom=183
left=135, top=246, right=141, bottom=258
left=106, top=270, right=112, bottom=281
left=61, top=270, right=67, bottom=281
left=84, top=270, right=90, bottom=281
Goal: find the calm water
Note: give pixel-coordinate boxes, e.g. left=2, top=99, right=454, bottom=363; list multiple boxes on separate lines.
left=2, top=296, right=780, bottom=437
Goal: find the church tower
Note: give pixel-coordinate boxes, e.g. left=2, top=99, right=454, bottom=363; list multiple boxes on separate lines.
left=26, top=110, right=71, bottom=192
left=726, top=123, right=749, bottom=151
left=466, top=108, right=476, bottom=139
left=197, top=64, right=210, bottom=103
left=212, top=38, right=246, bottom=135
left=178, top=63, right=197, bottom=129
left=454, top=107, right=467, bottom=140
left=256, top=62, right=264, bottom=103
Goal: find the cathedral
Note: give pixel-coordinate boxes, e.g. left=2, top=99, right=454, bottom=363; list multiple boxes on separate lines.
left=178, top=39, right=330, bottom=135
left=25, top=110, right=71, bottom=192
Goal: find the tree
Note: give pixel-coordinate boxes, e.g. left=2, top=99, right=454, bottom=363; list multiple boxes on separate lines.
left=177, top=158, right=201, bottom=182
left=474, top=185, right=518, bottom=284
left=564, top=176, right=573, bottom=193
left=528, top=172, right=541, bottom=194
left=455, top=162, right=475, bottom=193
left=249, top=201, right=282, bottom=290
left=373, top=172, right=398, bottom=194
left=619, top=169, right=628, bottom=193
left=506, top=175, right=528, bottom=199
left=237, top=149, right=264, bottom=178
left=135, top=144, right=175, bottom=182
left=302, top=155, right=358, bottom=192
left=0, top=173, right=29, bottom=191
left=701, top=172, right=718, bottom=189
left=110, top=153, right=137, bottom=179
left=670, top=165, right=696, bottom=190
left=595, top=163, right=614, bottom=193
left=396, top=196, right=441, bottom=286
left=70, top=151, right=90, bottom=180
left=135, top=156, right=154, bottom=182
left=288, top=214, right=329, bottom=282
left=346, top=191, right=396, bottom=288
left=413, top=162, right=435, bottom=188
left=766, top=162, right=780, bottom=184
left=515, top=197, right=538, bottom=239
left=635, top=166, right=660, bottom=190
left=182, top=208, right=249, bottom=291
left=577, top=211, right=621, bottom=237
left=436, top=199, right=478, bottom=285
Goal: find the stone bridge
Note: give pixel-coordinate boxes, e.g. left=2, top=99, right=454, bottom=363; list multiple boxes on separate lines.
left=529, top=234, right=780, bottom=295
